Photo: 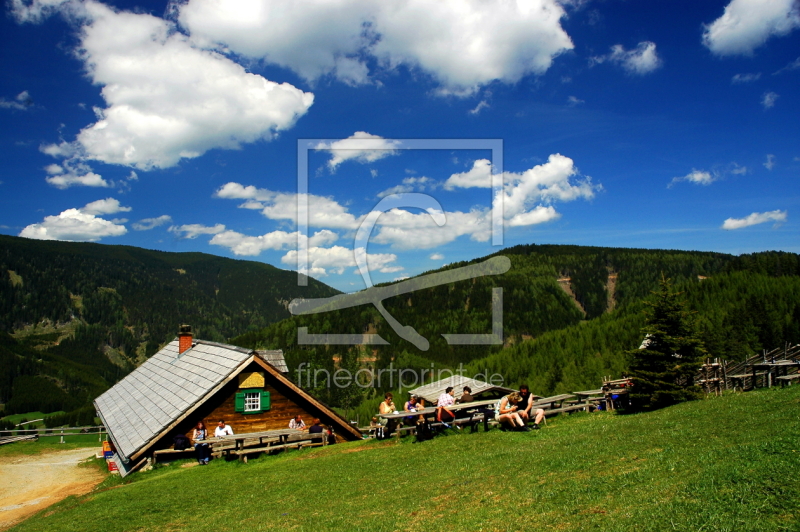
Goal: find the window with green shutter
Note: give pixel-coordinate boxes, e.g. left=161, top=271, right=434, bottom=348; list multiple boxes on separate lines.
left=235, top=388, right=271, bottom=414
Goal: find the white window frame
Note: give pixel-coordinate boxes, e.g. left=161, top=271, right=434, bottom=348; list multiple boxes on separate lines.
left=244, top=391, right=261, bottom=412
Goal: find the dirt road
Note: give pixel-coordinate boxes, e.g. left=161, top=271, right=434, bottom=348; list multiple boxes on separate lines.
left=0, top=448, right=104, bottom=530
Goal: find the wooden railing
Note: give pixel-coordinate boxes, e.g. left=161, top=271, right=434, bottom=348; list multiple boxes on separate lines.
left=0, top=425, right=106, bottom=444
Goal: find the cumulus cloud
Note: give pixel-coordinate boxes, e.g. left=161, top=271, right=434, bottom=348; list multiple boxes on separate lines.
left=731, top=72, right=761, bottom=83
left=177, top=0, right=574, bottom=94
left=35, top=0, right=313, bottom=172
left=215, top=182, right=361, bottom=229
left=703, top=0, right=800, bottom=56
left=592, top=41, right=662, bottom=75
left=315, top=132, right=400, bottom=171
left=762, top=91, right=779, bottom=108
left=168, top=223, right=226, bottom=239
left=81, top=197, right=131, bottom=215
left=377, top=176, right=432, bottom=198
left=18, top=198, right=128, bottom=241
left=0, top=90, right=34, bottom=110
left=132, top=215, right=172, bottom=231
left=429, top=253, right=444, bottom=260
left=8, top=0, right=71, bottom=23
left=764, top=154, right=776, bottom=170
left=42, top=157, right=111, bottom=189
left=209, top=229, right=337, bottom=256
left=722, top=209, right=787, bottom=229
left=281, top=245, right=397, bottom=277
left=669, top=169, right=717, bottom=187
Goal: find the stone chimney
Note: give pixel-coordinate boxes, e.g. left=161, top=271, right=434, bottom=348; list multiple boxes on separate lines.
left=178, top=324, right=193, bottom=354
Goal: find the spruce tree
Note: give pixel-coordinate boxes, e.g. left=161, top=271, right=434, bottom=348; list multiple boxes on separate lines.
left=627, top=276, right=706, bottom=410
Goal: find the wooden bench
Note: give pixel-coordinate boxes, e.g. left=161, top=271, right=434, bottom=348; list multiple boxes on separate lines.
left=152, top=447, right=196, bottom=463
left=229, top=433, right=328, bottom=462
left=776, top=374, right=800, bottom=386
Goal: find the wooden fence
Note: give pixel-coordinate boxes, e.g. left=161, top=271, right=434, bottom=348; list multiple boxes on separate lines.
left=0, top=425, right=106, bottom=445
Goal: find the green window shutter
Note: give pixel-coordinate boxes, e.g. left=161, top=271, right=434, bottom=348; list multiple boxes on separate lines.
left=234, top=391, right=245, bottom=413
left=260, top=390, right=271, bottom=412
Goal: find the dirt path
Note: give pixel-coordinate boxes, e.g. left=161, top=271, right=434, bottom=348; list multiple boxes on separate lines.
left=0, top=448, right=103, bottom=530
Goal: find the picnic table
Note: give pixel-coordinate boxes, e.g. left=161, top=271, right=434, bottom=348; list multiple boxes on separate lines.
left=213, top=429, right=314, bottom=462
left=572, top=390, right=604, bottom=405
left=747, top=360, right=800, bottom=388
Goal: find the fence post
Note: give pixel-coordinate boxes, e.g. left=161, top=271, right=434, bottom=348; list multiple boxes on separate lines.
left=60, top=429, right=64, bottom=444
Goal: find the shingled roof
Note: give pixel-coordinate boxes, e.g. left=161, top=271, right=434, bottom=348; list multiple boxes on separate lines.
left=94, top=339, right=253, bottom=463
left=409, top=375, right=515, bottom=404
left=256, top=349, right=288, bottom=373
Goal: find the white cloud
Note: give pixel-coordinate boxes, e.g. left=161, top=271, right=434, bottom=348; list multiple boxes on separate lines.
left=774, top=56, right=800, bottom=74
left=592, top=41, right=662, bottom=75
left=764, top=154, right=776, bottom=170
left=0, top=90, right=33, bottom=110
left=444, top=159, right=493, bottom=190
left=429, top=253, right=444, bottom=260
left=281, top=245, right=397, bottom=277
left=177, top=0, right=574, bottom=94
left=45, top=169, right=111, bottom=189
left=377, top=176, right=432, bottom=198
left=703, top=0, right=800, bottom=56
left=316, top=132, right=400, bottom=171
left=132, top=215, right=172, bottom=231
left=731, top=164, right=748, bottom=175
left=371, top=208, right=492, bottom=249
left=215, top=182, right=361, bottom=229
left=38, top=0, right=313, bottom=171
left=731, top=72, right=761, bottom=83
left=81, top=197, right=131, bottom=215
left=567, top=96, right=585, bottom=106
left=44, top=164, right=63, bottom=175
left=669, top=169, right=716, bottom=187
left=169, top=223, right=226, bottom=239
left=762, top=91, right=779, bottom=108
left=722, top=209, right=787, bottom=229
left=19, top=203, right=127, bottom=242
left=209, top=229, right=338, bottom=256
left=8, top=0, right=71, bottom=23
left=468, top=100, right=490, bottom=115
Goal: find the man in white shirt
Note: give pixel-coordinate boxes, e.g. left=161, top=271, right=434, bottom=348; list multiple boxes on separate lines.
left=289, top=414, right=306, bottom=430
left=214, top=419, right=234, bottom=437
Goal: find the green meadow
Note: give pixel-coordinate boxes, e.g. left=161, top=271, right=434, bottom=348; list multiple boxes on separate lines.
left=12, top=385, right=800, bottom=532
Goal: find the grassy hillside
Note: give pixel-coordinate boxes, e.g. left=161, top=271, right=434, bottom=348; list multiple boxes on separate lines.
left=0, top=235, right=339, bottom=417
left=13, top=386, right=800, bottom=532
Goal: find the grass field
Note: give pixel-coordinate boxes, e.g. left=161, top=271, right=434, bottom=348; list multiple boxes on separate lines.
left=11, top=386, right=800, bottom=532
left=0, top=411, right=66, bottom=429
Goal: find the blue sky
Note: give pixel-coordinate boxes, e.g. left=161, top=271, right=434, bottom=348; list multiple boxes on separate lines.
left=1, top=0, right=798, bottom=292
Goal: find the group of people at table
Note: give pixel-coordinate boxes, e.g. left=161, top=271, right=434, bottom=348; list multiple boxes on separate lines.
left=188, top=415, right=331, bottom=465
left=374, top=384, right=546, bottom=437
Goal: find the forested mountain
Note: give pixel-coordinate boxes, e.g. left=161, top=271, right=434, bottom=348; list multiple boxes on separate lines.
left=234, top=246, right=800, bottom=419
left=0, top=234, right=339, bottom=418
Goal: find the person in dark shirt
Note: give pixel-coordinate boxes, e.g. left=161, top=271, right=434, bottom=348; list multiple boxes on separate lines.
left=309, top=418, right=324, bottom=443
left=518, top=384, right=545, bottom=430
left=457, top=386, right=493, bottom=432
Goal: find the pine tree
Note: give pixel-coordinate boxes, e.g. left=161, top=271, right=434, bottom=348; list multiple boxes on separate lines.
left=627, top=276, right=706, bottom=410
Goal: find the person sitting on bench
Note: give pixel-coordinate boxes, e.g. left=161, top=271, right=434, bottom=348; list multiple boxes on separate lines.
left=289, top=414, right=306, bottom=430
left=517, top=384, right=545, bottom=430
left=437, top=386, right=457, bottom=426
left=192, top=421, right=210, bottom=465
left=458, top=386, right=493, bottom=432
left=495, top=392, right=529, bottom=431
left=214, top=419, right=234, bottom=437
left=404, top=395, right=421, bottom=426
left=378, top=392, right=398, bottom=436
left=309, top=418, right=324, bottom=443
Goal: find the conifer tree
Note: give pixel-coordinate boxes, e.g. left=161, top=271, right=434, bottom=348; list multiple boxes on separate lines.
left=627, top=276, right=706, bottom=410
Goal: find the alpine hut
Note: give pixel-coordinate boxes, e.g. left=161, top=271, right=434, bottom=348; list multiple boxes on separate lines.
left=94, top=325, right=361, bottom=476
